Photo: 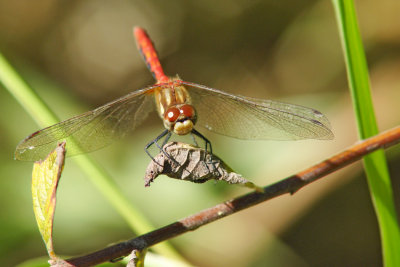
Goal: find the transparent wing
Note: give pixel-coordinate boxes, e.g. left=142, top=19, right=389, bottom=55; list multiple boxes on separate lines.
left=182, top=81, right=334, bottom=140
left=15, top=86, right=158, bottom=161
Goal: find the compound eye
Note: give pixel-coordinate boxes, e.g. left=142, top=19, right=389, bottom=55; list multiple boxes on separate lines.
left=180, top=104, right=195, bottom=118
left=165, top=107, right=180, bottom=122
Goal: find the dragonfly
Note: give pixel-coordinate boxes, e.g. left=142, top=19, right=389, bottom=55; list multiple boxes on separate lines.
left=15, top=27, right=333, bottom=162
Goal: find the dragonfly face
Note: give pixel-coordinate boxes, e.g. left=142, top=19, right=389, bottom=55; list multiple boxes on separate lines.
left=163, top=104, right=197, bottom=135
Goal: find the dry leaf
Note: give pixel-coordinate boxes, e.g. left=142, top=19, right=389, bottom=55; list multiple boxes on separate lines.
left=144, top=142, right=262, bottom=191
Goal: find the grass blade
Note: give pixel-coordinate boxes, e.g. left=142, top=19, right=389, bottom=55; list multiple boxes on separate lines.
left=332, top=1, right=400, bottom=265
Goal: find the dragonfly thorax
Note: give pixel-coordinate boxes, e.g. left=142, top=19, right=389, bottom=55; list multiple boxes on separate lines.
left=163, top=104, right=197, bottom=135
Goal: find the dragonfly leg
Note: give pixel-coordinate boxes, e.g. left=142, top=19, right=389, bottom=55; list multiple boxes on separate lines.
left=191, top=129, right=220, bottom=177
left=159, top=131, right=183, bottom=166
left=145, top=129, right=181, bottom=166
left=191, top=129, right=213, bottom=155
left=145, top=129, right=169, bottom=159
left=160, top=131, right=172, bottom=148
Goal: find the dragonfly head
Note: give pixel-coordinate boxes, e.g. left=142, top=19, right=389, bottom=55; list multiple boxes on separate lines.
left=163, top=104, right=197, bottom=135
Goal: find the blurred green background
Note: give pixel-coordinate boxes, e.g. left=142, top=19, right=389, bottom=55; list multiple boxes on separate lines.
left=1, top=0, right=399, bottom=266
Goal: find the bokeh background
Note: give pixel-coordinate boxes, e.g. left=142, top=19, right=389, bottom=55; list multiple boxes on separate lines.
left=1, top=0, right=400, bottom=266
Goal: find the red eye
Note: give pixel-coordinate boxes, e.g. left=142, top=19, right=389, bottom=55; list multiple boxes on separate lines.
left=180, top=104, right=194, bottom=118
left=165, top=107, right=180, bottom=122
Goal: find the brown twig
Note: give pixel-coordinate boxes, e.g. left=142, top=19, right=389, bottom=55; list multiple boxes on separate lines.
left=61, top=126, right=400, bottom=267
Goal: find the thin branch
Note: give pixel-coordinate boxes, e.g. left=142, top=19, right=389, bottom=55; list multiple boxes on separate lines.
left=60, top=126, right=400, bottom=267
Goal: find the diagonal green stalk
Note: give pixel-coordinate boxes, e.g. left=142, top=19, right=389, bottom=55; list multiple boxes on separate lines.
left=0, top=52, right=186, bottom=262
left=332, top=1, right=400, bottom=266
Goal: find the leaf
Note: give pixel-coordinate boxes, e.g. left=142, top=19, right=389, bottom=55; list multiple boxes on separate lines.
left=31, top=142, right=66, bottom=259
left=144, top=142, right=263, bottom=192
left=127, top=248, right=148, bottom=267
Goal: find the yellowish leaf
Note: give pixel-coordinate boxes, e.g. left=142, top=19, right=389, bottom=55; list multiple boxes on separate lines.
left=31, top=142, right=66, bottom=259
left=127, top=248, right=148, bottom=267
